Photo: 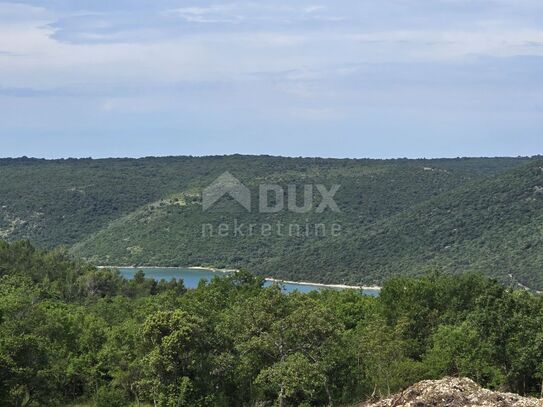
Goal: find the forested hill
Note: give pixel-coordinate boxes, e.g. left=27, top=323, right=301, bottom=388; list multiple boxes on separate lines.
left=1, top=155, right=542, bottom=288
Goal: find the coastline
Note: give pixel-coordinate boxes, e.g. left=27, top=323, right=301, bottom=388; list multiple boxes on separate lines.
left=265, top=277, right=381, bottom=291
left=188, top=266, right=239, bottom=273
left=97, top=265, right=235, bottom=273
left=98, top=265, right=381, bottom=291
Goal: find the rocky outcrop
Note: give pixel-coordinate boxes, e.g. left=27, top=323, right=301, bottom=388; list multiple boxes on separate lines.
left=361, top=377, right=543, bottom=407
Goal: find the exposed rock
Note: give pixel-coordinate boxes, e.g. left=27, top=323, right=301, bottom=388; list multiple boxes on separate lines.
left=360, top=377, right=543, bottom=407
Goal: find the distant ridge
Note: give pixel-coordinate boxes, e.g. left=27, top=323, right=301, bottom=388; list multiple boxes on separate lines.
left=1, top=155, right=542, bottom=289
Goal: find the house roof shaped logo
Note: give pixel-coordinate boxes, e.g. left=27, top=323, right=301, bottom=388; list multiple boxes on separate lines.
left=202, top=171, right=251, bottom=211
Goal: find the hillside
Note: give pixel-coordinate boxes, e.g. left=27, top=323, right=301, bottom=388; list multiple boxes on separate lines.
left=271, top=161, right=543, bottom=289
left=1, top=155, right=522, bottom=248
left=1, top=155, right=542, bottom=288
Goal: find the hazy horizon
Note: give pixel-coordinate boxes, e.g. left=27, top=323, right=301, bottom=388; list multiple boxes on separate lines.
left=1, top=153, right=541, bottom=161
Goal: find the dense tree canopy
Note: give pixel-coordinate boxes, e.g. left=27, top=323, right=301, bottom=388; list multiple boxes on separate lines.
left=0, top=241, right=542, bottom=406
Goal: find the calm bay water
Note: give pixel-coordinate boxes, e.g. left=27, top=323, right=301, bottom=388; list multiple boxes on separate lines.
left=118, top=267, right=379, bottom=296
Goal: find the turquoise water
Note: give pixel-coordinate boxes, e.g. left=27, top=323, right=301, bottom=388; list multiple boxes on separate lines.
left=118, top=267, right=379, bottom=296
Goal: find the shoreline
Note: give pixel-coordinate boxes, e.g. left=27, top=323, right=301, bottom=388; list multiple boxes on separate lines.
left=98, top=265, right=381, bottom=291
left=264, top=277, right=381, bottom=291
left=97, top=265, right=235, bottom=273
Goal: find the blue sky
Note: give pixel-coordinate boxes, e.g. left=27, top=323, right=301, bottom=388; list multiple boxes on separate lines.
left=0, top=0, right=542, bottom=158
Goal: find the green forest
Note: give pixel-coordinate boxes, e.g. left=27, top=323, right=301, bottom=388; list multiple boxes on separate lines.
left=1, top=155, right=543, bottom=290
left=1, top=241, right=542, bottom=406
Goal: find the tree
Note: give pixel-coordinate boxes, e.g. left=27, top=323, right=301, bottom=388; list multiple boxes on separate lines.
left=139, top=310, right=206, bottom=407
left=424, top=322, right=503, bottom=388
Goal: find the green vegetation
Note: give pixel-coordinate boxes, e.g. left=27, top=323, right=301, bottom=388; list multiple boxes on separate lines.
left=1, top=155, right=542, bottom=289
left=0, top=241, right=542, bottom=406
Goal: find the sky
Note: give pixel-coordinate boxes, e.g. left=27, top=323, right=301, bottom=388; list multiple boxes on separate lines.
left=0, top=0, right=542, bottom=159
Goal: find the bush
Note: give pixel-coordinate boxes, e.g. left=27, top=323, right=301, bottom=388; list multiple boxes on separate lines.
left=94, top=386, right=128, bottom=407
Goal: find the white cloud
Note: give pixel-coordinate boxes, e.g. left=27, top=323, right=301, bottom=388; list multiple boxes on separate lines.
left=164, top=5, right=242, bottom=24
left=0, top=2, right=51, bottom=22
left=304, top=5, right=326, bottom=13
left=350, top=28, right=543, bottom=60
